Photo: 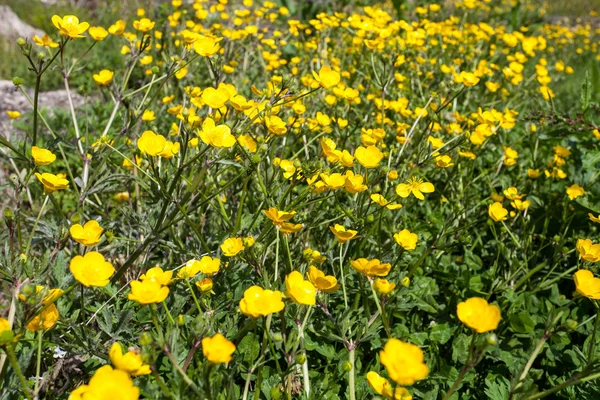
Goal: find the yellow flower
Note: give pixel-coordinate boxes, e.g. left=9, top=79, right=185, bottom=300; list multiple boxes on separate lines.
left=182, top=256, right=222, bottom=276
left=239, top=286, right=285, bottom=318
left=7, top=111, right=21, bottom=119
left=307, top=266, right=339, bottom=293
left=330, top=224, right=359, bottom=243
left=313, top=66, right=340, bottom=89
left=511, top=199, right=530, bottom=211
left=366, top=371, right=412, bottom=400
left=132, top=18, right=155, bottom=32
left=109, top=343, right=151, bottom=376
left=371, top=194, right=402, bottom=210
left=373, top=279, right=396, bottom=296
left=141, top=110, right=155, bottom=121
left=158, top=140, right=180, bottom=159
left=199, top=118, right=236, bottom=148
left=458, top=71, right=480, bottom=87
left=577, top=239, right=600, bottom=262
left=140, top=266, right=173, bottom=285
left=278, top=222, right=304, bottom=235
left=503, top=187, right=524, bottom=200
left=93, top=70, right=114, bottom=86
left=574, top=270, right=600, bottom=299
left=355, top=145, right=383, bottom=168
left=263, top=208, right=296, bottom=226
left=193, top=35, right=222, bottom=57
left=26, top=303, right=59, bottom=332
left=202, top=86, right=231, bottom=109
left=380, top=338, right=429, bottom=386
left=88, top=26, right=108, bottom=41
left=350, top=258, right=391, bottom=277
left=52, top=15, right=89, bottom=39
left=344, top=171, right=368, bottom=193
left=202, top=333, right=236, bottom=364
left=35, top=172, right=69, bottom=193
left=286, top=271, right=316, bottom=305
left=237, top=134, right=257, bottom=152
left=68, top=365, right=139, bottom=400
left=70, top=220, right=103, bottom=246
left=488, top=202, right=508, bottom=222
left=0, top=318, right=10, bottom=333
left=128, top=279, right=169, bottom=305
left=435, top=154, right=454, bottom=168
left=566, top=184, right=584, bottom=200
left=70, top=252, right=115, bottom=287
left=220, top=237, right=244, bottom=257
left=196, top=278, right=213, bottom=293
left=33, top=34, right=59, bottom=48
left=321, top=173, right=346, bottom=190
left=108, top=20, right=126, bottom=35
left=114, top=191, right=130, bottom=202
left=589, top=214, right=600, bottom=224
left=457, top=297, right=501, bottom=333
left=265, top=115, right=287, bottom=135
left=138, top=130, right=167, bottom=156
left=31, top=146, right=56, bottom=166
left=395, top=177, right=435, bottom=200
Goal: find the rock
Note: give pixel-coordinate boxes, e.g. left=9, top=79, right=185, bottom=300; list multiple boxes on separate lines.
left=0, top=6, right=46, bottom=40
left=0, top=79, right=86, bottom=122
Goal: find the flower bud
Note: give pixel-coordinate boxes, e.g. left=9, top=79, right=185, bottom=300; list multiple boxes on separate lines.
left=140, top=332, right=153, bottom=346
left=178, top=314, right=185, bottom=326
left=251, top=154, right=261, bottom=164
left=3, top=208, right=13, bottom=219
left=366, top=215, right=375, bottom=223
left=19, top=253, right=28, bottom=263
left=342, top=362, right=352, bottom=372
left=401, top=276, right=410, bottom=287
left=271, top=332, right=283, bottom=342
left=566, top=319, right=577, bottom=330
left=16, top=37, right=26, bottom=46
left=270, top=387, right=282, bottom=400
left=151, top=66, right=160, bottom=74
left=295, top=354, right=306, bottom=364
left=12, top=77, right=23, bottom=86
left=486, top=333, right=498, bottom=346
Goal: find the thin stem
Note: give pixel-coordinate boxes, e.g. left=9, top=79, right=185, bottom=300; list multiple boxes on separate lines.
left=349, top=346, right=356, bottom=400
left=588, top=308, right=600, bottom=366
left=339, top=244, right=348, bottom=309
left=185, top=279, right=203, bottom=315
left=163, top=346, right=202, bottom=396
left=298, top=306, right=312, bottom=398
left=274, top=230, right=280, bottom=285
left=34, top=331, right=42, bottom=399
left=5, top=345, right=33, bottom=399
left=369, top=280, right=391, bottom=337
left=501, top=221, right=522, bottom=248
left=162, top=301, right=175, bottom=326
left=25, top=195, right=49, bottom=256
left=443, top=333, right=477, bottom=400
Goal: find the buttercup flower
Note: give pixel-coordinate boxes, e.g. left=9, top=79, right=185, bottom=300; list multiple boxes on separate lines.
left=576, top=239, right=600, bottom=262
left=194, top=35, right=222, bottom=57
left=396, top=177, right=435, bottom=200
left=26, top=303, right=59, bottom=332
left=355, top=145, right=383, bottom=168
left=286, top=271, right=317, bottom=305
left=239, top=286, right=285, bottom=318
left=196, top=278, right=213, bottom=293
left=263, top=208, right=296, bottom=226
left=589, top=214, right=600, bottom=224
left=128, top=279, right=169, bottom=305
left=70, top=220, right=104, bottom=246
left=68, top=365, right=139, bottom=400
left=202, top=333, right=236, bottom=364
left=70, top=252, right=115, bottom=287
left=313, top=65, right=340, bottom=89
left=109, top=343, right=151, bottom=376
left=394, top=229, right=418, bottom=251
left=459, top=71, right=480, bottom=87
left=88, top=26, right=108, bottom=41
left=35, top=172, right=69, bottom=193
left=108, top=19, right=126, bottom=35
left=7, top=111, right=21, bottom=119
left=52, top=15, right=89, bottom=39
left=566, top=184, right=584, bottom=200
left=138, top=130, right=167, bottom=156
left=488, top=202, right=508, bottom=222
left=32, top=146, right=56, bottom=166
left=373, top=279, right=396, bottom=295
left=330, top=224, right=359, bottom=243
left=366, top=371, right=412, bottom=400
left=220, top=237, right=244, bottom=257
left=457, top=297, right=501, bottom=333
left=140, top=266, right=173, bottom=285
left=574, top=270, right=600, bottom=299
left=0, top=318, right=10, bottom=333
left=199, top=118, right=236, bottom=148
left=379, top=338, right=429, bottom=386
left=33, top=34, right=59, bottom=48
left=350, top=258, right=391, bottom=277
left=133, top=18, right=155, bottom=32
left=93, top=70, right=114, bottom=86
left=307, top=266, right=339, bottom=293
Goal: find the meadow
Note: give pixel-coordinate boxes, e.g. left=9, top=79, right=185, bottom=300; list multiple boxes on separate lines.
left=1, top=0, right=600, bottom=399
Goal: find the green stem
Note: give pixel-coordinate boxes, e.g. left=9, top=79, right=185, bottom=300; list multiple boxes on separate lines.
left=349, top=346, right=356, bottom=400
left=34, top=331, right=42, bottom=399
left=162, top=301, right=175, bottom=326
left=588, top=308, right=600, bottom=366
left=25, top=195, right=49, bottom=256
left=298, top=306, right=312, bottom=398
left=5, top=345, right=33, bottom=399
left=443, top=333, right=476, bottom=400
left=274, top=230, right=280, bottom=286
left=339, top=244, right=348, bottom=309
left=185, top=279, right=203, bottom=315
left=501, top=221, right=521, bottom=248
left=369, top=280, right=391, bottom=338
left=149, top=304, right=165, bottom=344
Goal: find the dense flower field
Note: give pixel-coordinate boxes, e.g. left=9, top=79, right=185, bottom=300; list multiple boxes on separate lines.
left=1, top=0, right=600, bottom=399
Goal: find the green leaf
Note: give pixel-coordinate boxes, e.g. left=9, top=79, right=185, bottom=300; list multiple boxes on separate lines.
left=581, top=70, right=592, bottom=112
left=484, top=376, right=510, bottom=400
left=510, top=312, right=535, bottom=333
left=452, top=333, right=470, bottom=364
left=429, top=323, right=455, bottom=345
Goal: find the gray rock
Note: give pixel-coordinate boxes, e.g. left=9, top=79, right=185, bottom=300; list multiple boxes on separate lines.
left=0, top=5, right=46, bottom=40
